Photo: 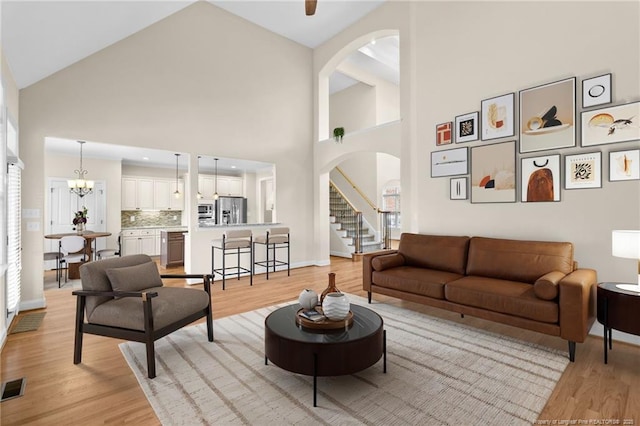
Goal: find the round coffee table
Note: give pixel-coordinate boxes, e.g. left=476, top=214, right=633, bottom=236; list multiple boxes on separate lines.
left=264, top=303, right=386, bottom=407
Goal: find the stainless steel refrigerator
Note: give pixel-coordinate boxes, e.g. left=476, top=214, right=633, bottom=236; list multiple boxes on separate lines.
left=215, top=196, right=247, bottom=225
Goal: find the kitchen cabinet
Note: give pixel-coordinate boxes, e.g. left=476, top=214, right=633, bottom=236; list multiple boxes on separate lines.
left=122, top=176, right=184, bottom=211
left=121, top=229, right=159, bottom=256
left=218, top=176, right=243, bottom=196
left=198, top=174, right=243, bottom=199
left=160, top=230, right=185, bottom=267
left=122, top=177, right=154, bottom=210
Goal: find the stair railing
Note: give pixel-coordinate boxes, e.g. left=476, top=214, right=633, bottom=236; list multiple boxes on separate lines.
left=334, top=167, right=391, bottom=250
left=329, top=181, right=363, bottom=253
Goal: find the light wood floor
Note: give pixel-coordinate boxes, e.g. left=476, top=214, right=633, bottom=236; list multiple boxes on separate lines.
left=2, top=257, right=639, bottom=425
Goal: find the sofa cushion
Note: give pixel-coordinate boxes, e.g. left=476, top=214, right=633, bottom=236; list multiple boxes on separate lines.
left=533, top=271, right=565, bottom=300
left=445, top=276, right=558, bottom=323
left=398, top=233, right=470, bottom=275
left=87, top=287, right=210, bottom=331
left=106, top=261, right=163, bottom=294
left=373, top=266, right=463, bottom=299
left=372, top=253, right=405, bottom=271
left=466, top=237, right=574, bottom=284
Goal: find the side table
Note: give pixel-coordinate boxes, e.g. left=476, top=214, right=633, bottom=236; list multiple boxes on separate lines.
left=596, top=282, right=640, bottom=364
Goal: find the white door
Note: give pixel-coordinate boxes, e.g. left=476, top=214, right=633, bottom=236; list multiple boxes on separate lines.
left=45, top=179, right=107, bottom=263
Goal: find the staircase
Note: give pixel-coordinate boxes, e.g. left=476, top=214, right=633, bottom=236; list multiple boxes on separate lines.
left=329, top=184, right=383, bottom=256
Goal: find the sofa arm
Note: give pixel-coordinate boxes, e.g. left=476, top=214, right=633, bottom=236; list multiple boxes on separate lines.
left=363, top=250, right=398, bottom=292
left=558, top=268, right=597, bottom=343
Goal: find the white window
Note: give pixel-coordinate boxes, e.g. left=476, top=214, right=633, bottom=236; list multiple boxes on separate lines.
left=381, top=182, right=401, bottom=229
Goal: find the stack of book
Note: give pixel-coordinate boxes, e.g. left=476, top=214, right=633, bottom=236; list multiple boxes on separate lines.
left=299, top=310, right=324, bottom=322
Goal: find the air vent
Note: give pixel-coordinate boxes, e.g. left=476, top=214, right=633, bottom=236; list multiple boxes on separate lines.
left=1, top=378, right=26, bottom=402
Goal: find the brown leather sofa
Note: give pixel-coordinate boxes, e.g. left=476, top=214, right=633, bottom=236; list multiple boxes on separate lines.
left=363, top=233, right=597, bottom=361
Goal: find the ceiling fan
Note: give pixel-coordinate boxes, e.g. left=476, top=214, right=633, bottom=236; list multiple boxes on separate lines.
left=305, top=0, right=317, bottom=16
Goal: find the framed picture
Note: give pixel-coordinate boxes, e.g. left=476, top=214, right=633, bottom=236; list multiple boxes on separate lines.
left=519, top=77, right=576, bottom=153
left=581, top=102, right=640, bottom=147
left=470, top=141, right=516, bottom=203
left=455, top=112, right=479, bottom=143
left=450, top=177, right=468, bottom=200
left=609, top=149, right=640, bottom=181
left=431, top=147, right=468, bottom=178
left=565, top=151, right=602, bottom=189
left=481, top=93, right=515, bottom=141
left=436, top=122, right=453, bottom=146
left=582, top=73, right=612, bottom=108
left=521, top=154, right=561, bottom=202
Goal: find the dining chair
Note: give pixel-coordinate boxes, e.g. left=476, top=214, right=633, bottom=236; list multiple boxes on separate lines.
left=58, top=235, right=88, bottom=286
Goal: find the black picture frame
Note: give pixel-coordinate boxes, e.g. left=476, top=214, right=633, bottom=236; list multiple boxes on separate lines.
left=481, top=93, right=515, bottom=141
left=450, top=177, right=468, bottom=200
left=564, top=151, right=602, bottom=190
left=455, top=112, right=479, bottom=143
left=582, top=73, right=612, bottom=109
left=519, top=77, right=576, bottom=153
left=520, top=154, right=561, bottom=202
left=431, top=146, right=468, bottom=178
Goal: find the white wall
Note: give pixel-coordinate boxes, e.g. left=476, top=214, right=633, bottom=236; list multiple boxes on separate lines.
left=18, top=2, right=313, bottom=308
left=314, top=1, right=639, bottom=343
left=329, top=82, right=376, bottom=134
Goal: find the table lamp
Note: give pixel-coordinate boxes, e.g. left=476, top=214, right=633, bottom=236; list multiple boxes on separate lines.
left=612, top=230, right=640, bottom=292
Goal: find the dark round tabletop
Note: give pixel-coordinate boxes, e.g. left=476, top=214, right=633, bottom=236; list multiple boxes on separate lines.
left=264, top=303, right=384, bottom=377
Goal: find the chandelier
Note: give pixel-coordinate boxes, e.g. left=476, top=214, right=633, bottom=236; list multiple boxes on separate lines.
left=68, top=141, right=94, bottom=198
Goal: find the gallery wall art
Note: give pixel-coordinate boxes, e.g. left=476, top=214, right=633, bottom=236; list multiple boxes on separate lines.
left=565, top=152, right=602, bottom=189
left=609, top=149, right=640, bottom=181
left=481, top=93, right=515, bottom=141
left=581, top=102, right=640, bottom=147
left=455, top=112, right=479, bottom=143
left=436, top=122, right=453, bottom=146
left=582, top=73, right=612, bottom=108
left=431, top=147, right=468, bottom=178
left=450, top=177, right=468, bottom=200
left=519, top=77, right=576, bottom=153
left=521, top=154, right=561, bottom=202
left=470, top=141, right=516, bottom=203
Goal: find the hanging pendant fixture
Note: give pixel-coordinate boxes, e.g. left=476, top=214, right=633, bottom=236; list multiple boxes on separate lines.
left=196, top=156, right=203, bottom=199
left=174, top=153, right=181, bottom=199
left=214, top=158, right=219, bottom=200
left=68, top=140, right=94, bottom=198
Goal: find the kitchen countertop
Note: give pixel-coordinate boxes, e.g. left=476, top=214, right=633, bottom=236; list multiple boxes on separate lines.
left=198, top=222, right=280, bottom=228
left=121, top=226, right=187, bottom=230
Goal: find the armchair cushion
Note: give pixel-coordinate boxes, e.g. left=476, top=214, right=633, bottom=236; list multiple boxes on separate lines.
left=86, top=287, right=210, bottom=331
left=106, top=261, right=163, bottom=294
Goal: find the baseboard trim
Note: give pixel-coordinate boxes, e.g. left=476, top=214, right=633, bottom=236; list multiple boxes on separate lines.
left=19, top=298, right=47, bottom=312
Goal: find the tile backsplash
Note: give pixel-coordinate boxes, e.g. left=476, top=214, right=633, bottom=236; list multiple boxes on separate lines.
left=121, top=211, right=183, bottom=228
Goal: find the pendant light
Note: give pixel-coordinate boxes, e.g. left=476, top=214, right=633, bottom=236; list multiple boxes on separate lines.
left=68, top=140, right=95, bottom=198
left=174, top=153, right=181, bottom=199
left=214, top=158, right=219, bottom=200
left=196, top=156, right=203, bottom=199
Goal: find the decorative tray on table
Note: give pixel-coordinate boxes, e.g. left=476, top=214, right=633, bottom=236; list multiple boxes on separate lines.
left=296, top=307, right=353, bottom=330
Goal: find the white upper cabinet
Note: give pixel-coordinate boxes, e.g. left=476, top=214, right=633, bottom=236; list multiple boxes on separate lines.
left=198, top=174, right=243, bottom=199
left=122, top=176, right=184, bottom=211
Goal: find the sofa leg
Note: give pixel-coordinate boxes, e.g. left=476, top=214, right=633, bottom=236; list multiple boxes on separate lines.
left=367, top=292, right=371, bottom=304
left=460, top=313, right=464, bottom=318
left=568, top=341, right=576, bottom=362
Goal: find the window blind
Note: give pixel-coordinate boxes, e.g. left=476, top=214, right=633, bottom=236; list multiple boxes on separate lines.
left=7, top=162, right=22, bottom=315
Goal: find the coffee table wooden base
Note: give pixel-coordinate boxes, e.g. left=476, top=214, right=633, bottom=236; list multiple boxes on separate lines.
left=264, top=304, right=386, bottom=407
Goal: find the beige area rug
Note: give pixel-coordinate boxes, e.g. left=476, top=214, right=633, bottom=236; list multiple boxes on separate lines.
left=10, top=312, right=46, bottom=334
left=120, top=295, right=568, bottom=425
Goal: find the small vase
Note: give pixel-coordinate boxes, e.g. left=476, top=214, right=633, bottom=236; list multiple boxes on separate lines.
left=76, top=223, right=85, bottom=235
left=320, top=272, right=339, bottom=304
left=322, top=292, right=350, bottom=321
left=298, top=289, right=318, bottom=311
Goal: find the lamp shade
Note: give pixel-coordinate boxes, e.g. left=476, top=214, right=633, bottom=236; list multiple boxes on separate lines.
left=612, top=230, right=640, bottom=259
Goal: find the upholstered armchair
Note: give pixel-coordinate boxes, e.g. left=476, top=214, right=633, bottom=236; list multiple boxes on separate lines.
left=72, top=254, right=213, bottom=378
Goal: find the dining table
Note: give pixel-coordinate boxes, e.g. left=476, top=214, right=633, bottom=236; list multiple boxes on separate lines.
left=44, top=231, right=112, bottom=279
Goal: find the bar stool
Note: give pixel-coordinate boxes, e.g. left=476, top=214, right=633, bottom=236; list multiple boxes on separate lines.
left=253, top=227, right=290, bottom=280
left=211, top=230, right=253, bottom=290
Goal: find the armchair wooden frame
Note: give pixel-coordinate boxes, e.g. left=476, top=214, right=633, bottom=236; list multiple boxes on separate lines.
left=72, top=273, right=214, bottom=379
